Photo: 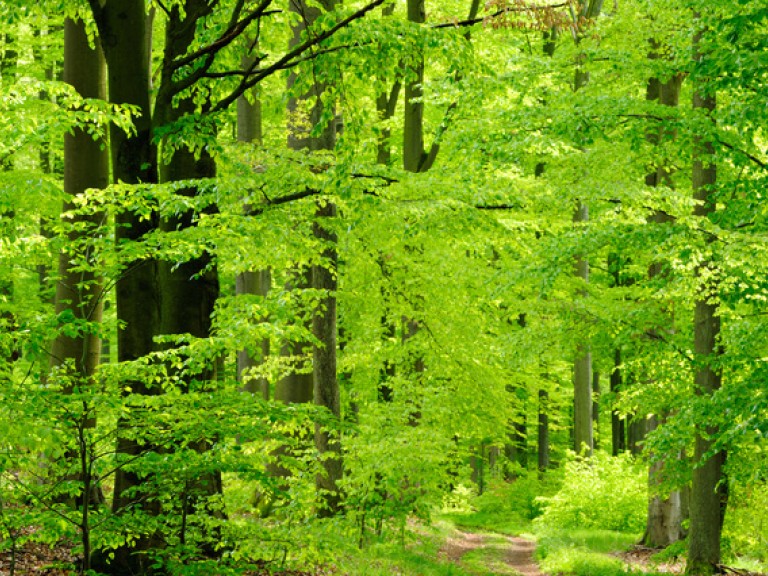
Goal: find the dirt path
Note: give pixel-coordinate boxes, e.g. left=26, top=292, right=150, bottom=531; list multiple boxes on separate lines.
left=502, top=536, right=543, bottom=576
left=439, top=530, right=545, bottom=576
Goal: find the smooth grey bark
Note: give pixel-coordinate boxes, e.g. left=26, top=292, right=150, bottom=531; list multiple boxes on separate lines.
left=570, top=0, right=604, bottom=457
left=687, top=16, right=726, bottom=574
left=280, top=0, right=343, bottom=514
left=403, top=0, right=425, bottom=173
left=572, top=201, right=593, bottom=456
left=277, top=0, right=335, bottom=407
left=642, top=67, right=687, bottom=549
left=53, top=18, right=108, bottom=381
left=236, top=42, right=271, bottom=400
left=87, top=3, right=160, bottom=574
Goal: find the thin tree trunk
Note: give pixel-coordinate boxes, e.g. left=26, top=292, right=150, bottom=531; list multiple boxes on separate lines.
left=538, top=388, right=550, bottom=476
left=572, top=202, right=593, bottom=456
left=610, top=348, right=626, bottom=455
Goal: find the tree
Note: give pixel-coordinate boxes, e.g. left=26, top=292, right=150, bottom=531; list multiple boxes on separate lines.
left=686, top=8, right=726, bottom=573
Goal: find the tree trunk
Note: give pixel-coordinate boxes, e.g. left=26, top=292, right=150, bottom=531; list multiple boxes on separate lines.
left=53, top=18, right=108, bottom=382
left=154, top=1, right=223, bottom=554
left=572, top=203, right=593, bottom=456
left=282, top=0, right=343, bottom=514
left=538, top=388, right=550, bottom=476
left=592, top=370, right=600, bottom=449
left=642, top=63, right=686, bottom=549
left=687, top=16, right=726, bottom=573
left=403, top=0, right=425, bottom=173
left=376, top=3, right=399, bottom=166
left=610, top=348, right=626, bottom=455
left=236, top=45, right=270, bottom=400
left=88, top=3, right=160, bottom=573
left=53, top=20, right=110, bottom=570
left=570, top=0, right=604, bottom=457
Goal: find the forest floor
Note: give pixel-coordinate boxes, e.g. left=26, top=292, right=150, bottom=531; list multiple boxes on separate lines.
left=439, top=528, right=543, bottom=575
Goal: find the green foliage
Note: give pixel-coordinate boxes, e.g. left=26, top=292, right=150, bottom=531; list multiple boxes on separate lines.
left=722, top=481, right=768, bottom=564
left=535, top=453, right=647, bottom=533
left=535, top=529, right=662, bottom=576
left=446, top=474, right=559, bottom=535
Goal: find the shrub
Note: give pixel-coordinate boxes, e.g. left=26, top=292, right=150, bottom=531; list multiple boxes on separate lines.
left=534, top=451, right=647, bottom=533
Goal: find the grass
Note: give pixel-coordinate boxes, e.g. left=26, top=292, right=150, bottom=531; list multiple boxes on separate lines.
left=331, top=520, right=477, bottom=576
left=535, top=529, right=668, bottom=576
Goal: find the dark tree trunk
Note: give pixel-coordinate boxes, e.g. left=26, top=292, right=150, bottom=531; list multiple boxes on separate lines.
left=538, top=389, right=550, bottom=476
left=88, top=3, right=160, bottom=573
left=610, top=349, right=626, bottom=456
left=687, top=17, right=726, bottom=573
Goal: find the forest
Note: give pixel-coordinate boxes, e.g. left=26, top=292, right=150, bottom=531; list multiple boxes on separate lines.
left=1, top=0, right=767, bottom=575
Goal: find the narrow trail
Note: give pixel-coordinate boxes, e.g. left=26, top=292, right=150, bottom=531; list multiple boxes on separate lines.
left=501, top=536, right=542, bottom=576
left=439, top=529, right=545, bottom=576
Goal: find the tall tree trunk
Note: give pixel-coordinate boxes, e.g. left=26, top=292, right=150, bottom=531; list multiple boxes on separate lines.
left=643, top=66, right=686, bottom=549
left=281, top=0, right=343, bottom=514
left=153, top=1, right=223, bottom=553
left=53, top=18, right=108, bottom=382
left=687, top=14, right=726, bottom=574
left=236, top=44, right=270, bottom=400
left=572, top=198, right=592, bottom=456
left=87, top=2, right=160, bottom=573
left=0, top=31, right=18, bottom=366
left=50, top=21, right=109, bottom=570
left=570, top=0, right=603, bottom=457
left=376, top=3, right=399, bottom=166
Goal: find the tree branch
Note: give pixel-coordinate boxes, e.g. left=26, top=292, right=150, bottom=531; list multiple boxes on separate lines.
left=717, top=138, right=768, bottom=170
left=210, top=0, right=385, bottom=116
left=431, top=3, right=569, bottom=29
left=171, top=0, right=275, bottom=70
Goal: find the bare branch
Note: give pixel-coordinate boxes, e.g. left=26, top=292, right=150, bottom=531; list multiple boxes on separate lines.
left=431, top=3, right=569, bottom=29
left=210, top=0, right=386, bottom=115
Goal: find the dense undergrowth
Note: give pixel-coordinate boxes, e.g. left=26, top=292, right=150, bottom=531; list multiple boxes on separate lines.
left=360, top=452, right=768, bottom=576
left=4, top=452, right=768, bottom=575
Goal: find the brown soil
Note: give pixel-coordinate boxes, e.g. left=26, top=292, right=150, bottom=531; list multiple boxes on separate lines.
left=502, top=536, right=543, bottom=576
left=439, top=530, right=545, bottom=575
left=440, top=530, right=488, bottom=563
left=614, top=545, right=685, bottom=574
